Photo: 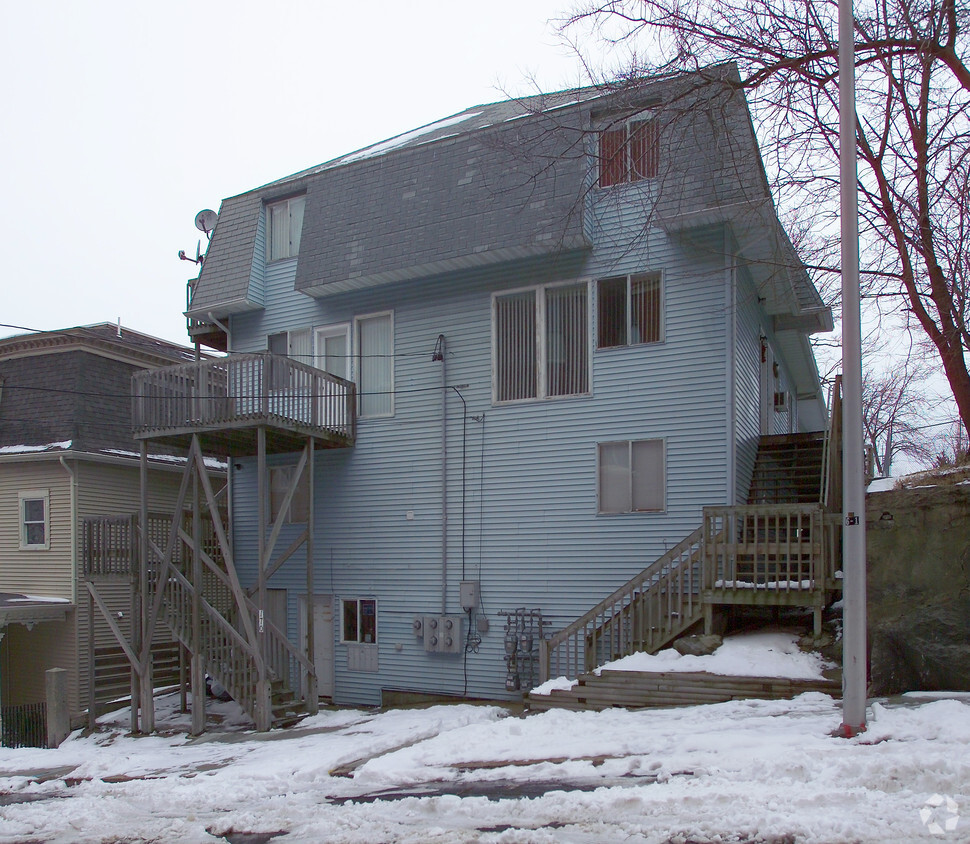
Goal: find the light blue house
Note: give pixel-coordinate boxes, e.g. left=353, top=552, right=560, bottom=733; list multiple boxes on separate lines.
left=125, top=65, right=834, bottom=727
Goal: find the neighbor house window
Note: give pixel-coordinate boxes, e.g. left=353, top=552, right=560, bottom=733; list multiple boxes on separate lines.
left=598, top=118, right=659, bottom=187
left=19, top=490, right=50, bottom=549
left=598, top=440, right=665, bottom=513
left=355, top=312, right=394, bottom=418
left=597, top=272, right=663, bottom=348
left=493, top=282, right=590, bottom=402
left=266, top=195, right=306, bottom=261
left=269, top=465, right=309, bottom=524
left=341, top=598, right=377, bottom=644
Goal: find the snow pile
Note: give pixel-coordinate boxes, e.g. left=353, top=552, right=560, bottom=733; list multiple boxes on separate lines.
left=602, top=629, right=832, bottom=680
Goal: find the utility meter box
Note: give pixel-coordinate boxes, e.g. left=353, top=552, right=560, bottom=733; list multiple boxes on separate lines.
left=459, top=581, right=479, bottom=611
left=422, top=615, right=462, bottom=653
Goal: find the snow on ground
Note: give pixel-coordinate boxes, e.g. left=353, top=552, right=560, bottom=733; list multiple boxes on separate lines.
left=0, top=686, right=967, bottom=844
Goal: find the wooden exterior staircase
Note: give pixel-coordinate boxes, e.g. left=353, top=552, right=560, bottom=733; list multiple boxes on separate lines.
left=84, top=508, right=312, bottom=730
left=747, top=432, right=826, bottom=504
left=536, top=381, right=844, bottom=708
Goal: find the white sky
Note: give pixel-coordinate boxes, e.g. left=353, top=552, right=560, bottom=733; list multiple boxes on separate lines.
left=0, top=0, right=593, bottom=347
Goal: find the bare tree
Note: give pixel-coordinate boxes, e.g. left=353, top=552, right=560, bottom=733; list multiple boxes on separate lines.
left=563, top=0, right=970, bottom=440
left=862, top=364, right=935, bottom=475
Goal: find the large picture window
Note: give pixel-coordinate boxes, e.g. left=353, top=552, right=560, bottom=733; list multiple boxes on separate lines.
left=356, top=312, right=394, bottom=418
left=597, top=272, right=663, bottom=348
left=19, top=490, right=50, bottom=549
left=598, top=440, right=665, bottom=513
left=341, top=598, right=377, bottom=644
left=493, top=282, right=589, bottom=402
left=598, top=118, right=659, bottom=187
left=266, top=195, right=306, bottom=261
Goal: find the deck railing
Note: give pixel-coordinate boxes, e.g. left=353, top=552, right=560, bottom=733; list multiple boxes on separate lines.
left=703, top=504, right=839, bottom=595
left=132, top=353, right=356, bottom=441
left=539, top=526, right=706, bottom=684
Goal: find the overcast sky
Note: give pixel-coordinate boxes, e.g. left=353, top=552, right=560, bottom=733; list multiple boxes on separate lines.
left=1, top=0, right=598, bottom=346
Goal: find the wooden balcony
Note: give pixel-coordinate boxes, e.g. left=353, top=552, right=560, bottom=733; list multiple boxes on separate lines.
left=132, top=353, right=356, bottom=456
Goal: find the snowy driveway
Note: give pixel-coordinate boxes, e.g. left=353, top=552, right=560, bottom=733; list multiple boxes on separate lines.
left=0, top=692, right=967, bottom=843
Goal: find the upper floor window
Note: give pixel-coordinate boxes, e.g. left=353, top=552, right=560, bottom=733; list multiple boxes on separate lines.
left=19, top=489, right=50, bottom=550
left=598, top=118, right=659, bottom=187
left=266, top=195, right=306, bottom=261
left=355, top=312, right=394, bottom=418
left=493, top=282, right=590, bottom=403
left=597, top=272, right=663, bottom=348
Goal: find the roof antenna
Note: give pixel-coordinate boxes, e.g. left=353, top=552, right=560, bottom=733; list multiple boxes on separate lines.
left=117, top=318, right=122, bottom=338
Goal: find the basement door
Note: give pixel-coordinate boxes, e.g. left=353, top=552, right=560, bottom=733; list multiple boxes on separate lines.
left=299, top=594, right=334, bottom=700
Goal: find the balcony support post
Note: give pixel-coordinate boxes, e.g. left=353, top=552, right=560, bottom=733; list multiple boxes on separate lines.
left=305, top=436, right=318, bottom=712
left=191, top=435, right=206, bottom=735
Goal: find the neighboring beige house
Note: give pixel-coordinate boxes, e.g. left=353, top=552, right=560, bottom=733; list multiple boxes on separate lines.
left=0, top=324, right=223, bottom=730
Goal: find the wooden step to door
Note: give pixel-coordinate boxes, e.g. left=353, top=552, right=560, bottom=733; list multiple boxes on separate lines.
left=527, top=668, right=841, bottom=713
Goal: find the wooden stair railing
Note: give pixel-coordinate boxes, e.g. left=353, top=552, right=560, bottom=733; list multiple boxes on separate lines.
left=146, top=516, right=312, bottom=729
left=539, top=526, right=705, bottom=684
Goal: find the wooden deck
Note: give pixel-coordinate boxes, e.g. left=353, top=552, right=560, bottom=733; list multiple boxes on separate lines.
left=131, top=353, right=356, bottom=456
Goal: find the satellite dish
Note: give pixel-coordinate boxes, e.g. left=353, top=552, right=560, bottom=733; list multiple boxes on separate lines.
left=194, top=209, right=219, bottom=235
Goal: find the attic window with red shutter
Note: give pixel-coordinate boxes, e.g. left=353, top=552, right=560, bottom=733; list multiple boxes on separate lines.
left=597, top=118, right=659, bottom=187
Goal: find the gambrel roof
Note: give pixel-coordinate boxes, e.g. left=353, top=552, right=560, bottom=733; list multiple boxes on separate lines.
left=189, top=65, right=831, bottom=339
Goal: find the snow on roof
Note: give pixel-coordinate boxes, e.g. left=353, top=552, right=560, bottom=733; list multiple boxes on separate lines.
left=101, top=448, right=227, bottom=471
left=0, top=440, right=72, bottom=454
left=333, top=112, right=484, bottom=166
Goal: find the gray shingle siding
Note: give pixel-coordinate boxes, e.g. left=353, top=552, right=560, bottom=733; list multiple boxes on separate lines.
left=294, top=109, right=590, bottom=296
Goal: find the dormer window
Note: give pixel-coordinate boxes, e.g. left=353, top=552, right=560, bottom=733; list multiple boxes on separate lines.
left=266, top=195, right=306, bottom=261
left=598, top=118, right=659, bottom=187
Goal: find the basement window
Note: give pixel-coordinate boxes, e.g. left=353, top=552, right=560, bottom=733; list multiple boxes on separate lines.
left=341, top=598, right=377, bottom=644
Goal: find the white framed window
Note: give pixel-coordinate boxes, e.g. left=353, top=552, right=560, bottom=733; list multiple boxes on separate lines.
left=493, top=281, right=590, bottom=403
left=266, top=195, right=306, bottom=261
left=267, top=327, right=311, bottom=389
left=355, top=312, right=394, bottom=418
left=598, top=440, right=665, bottom=513
left=598, top=117, right=659, bottom=187
left=269, top=465, right=309, bottom=524
left=341, top=597, right=377, bottom=644
left=313, top=324, right=351, bottom=380
left=597, top=272, right=664, bottom=348
left=19, top=489, right=50, bottom=549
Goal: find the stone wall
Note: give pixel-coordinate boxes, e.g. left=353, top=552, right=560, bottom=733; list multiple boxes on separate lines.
left=866, top=482, right=970, bottom=695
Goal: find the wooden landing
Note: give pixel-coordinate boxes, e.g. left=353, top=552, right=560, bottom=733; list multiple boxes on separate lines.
left=526, top=668, right=841, bottom=712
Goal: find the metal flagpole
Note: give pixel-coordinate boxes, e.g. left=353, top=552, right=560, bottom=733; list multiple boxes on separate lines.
left=839, top=0, right=868, bottom=735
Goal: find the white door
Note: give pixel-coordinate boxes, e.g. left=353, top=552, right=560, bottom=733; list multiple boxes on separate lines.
left=313, top=326, right=350, bottom=430
left=299, top=593, right=334, bottom=700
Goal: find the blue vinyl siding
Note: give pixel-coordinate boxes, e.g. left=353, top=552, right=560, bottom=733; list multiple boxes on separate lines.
left=228, top=213, right=738, bottom=704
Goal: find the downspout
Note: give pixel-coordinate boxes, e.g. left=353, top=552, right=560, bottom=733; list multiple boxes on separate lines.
left=433, top=335, right=447, bottom=615
left=724, top=227, right=737, bottom=506
left=58, top=455, right=78, bottom=604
